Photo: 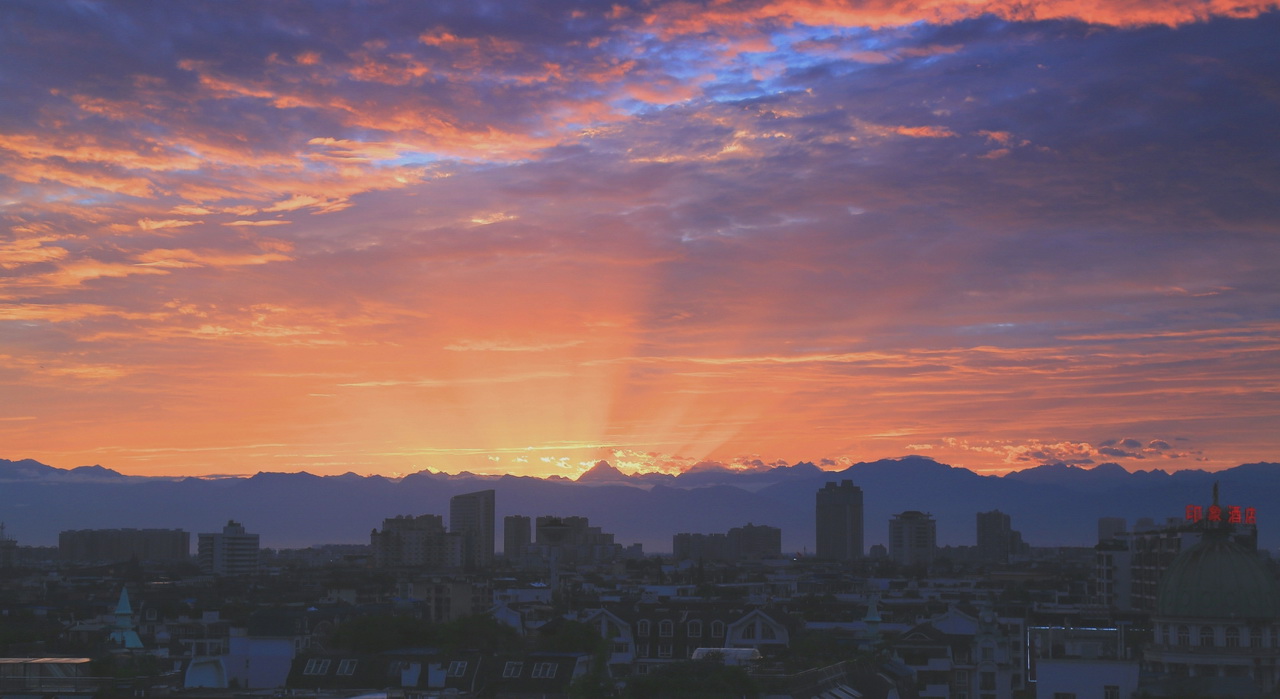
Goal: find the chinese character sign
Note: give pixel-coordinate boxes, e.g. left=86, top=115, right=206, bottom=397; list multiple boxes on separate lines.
left=1184, top=504, right=1257, bottom=525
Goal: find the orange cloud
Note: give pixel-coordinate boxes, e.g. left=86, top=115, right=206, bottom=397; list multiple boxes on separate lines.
left=133, top=248, right=293, bottom=269
left=643, top=0, right=1280, bottom=37
left=894, top=125, right=957, bottom=138
left=0, top=237, right=69, bottom=269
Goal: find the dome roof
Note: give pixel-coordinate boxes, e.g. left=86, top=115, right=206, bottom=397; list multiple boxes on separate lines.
left=1156, top=529, right=1280, bottom=619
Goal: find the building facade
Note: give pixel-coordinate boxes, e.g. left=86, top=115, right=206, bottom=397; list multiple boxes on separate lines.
left=58, top=528, right=190, bottom=563
left=503, top=515, right=531, bottom=559
left=976, top=510, right=1012, bottom=564
left=1142, top=511, right=1280, bottom=696
left=816, top=480, right=863, bottom=561
left=889, top=511, right=936, bottom=567
left=450, top=489, right=495, bottom=569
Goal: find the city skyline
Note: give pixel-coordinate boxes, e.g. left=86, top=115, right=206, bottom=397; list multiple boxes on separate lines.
left=2, top=2, right=1278, bottom=479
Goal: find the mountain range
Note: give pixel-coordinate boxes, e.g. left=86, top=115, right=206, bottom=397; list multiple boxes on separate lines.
left=2, top=456, right=1277, bottom=555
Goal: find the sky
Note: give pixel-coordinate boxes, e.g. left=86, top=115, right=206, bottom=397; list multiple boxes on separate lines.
left=1, top=0, right=1278, bottom=479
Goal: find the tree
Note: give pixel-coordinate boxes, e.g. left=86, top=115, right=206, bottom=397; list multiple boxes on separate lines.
left=434, top=613, right=523, bottom=654
left=330, top=614, right=433, bottom=653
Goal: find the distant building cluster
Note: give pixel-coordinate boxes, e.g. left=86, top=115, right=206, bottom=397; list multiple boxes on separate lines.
left=9, top=469, right=1280, bottom=698
left=506, top=515, right=643, bottom=569
left=672, top=523, right=782, bottom=562
left=58, top=528, right=190, bottom=564
left=371, top=489, right=496, bottom=570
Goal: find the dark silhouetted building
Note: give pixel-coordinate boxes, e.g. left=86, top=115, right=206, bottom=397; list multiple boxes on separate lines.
left=816, top=480, right=863, bottom=560
left=504, top=514, right=531, bottom=558
left=729, top=523, right=782, bottom=559
left=0, top=523, right=17, bottom=568
left=59, top=527, right=190, bottom=563
left=977, top=509, right=1028, bottom=563
left=673, top=523, right=781, bottom=561
left=1098, top=516, right=1126, bottom=543
left=197, top=520, right=259, bottom=575
left=370, top=514, right=462, bottom=569
left=889, top=511, right=935, bottom=566
left=450, top=489, right=495, bottom=568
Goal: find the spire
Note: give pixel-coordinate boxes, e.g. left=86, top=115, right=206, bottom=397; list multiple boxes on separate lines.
left=863, top=593, right=881, bottom=641
left=114, top=586, right=133, bottom=617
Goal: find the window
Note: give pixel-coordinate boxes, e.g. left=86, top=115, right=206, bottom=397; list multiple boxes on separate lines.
left=1251, top=627, right=1263, bottom=648
left=741, top=624, right=756, bottom=640
left=982, top=645, right=994, bottom=662
left=1226, top=627, right=1240, bottom=648
left=637, top=620, right=651, bottom=637
left=303, top=659, right=331, bottom=675
left=761, top=624, right=776, bottom=640
left=336, top=659, right=357, bottom=676
left=1104, top=685, right=1119, bottom=699
left=955, top=670, right=968, bottom=685
left=502, top=662, right=523, bottom=678
left=711, top=620, right=725, bottom=637
left=447, top=661, right=468, bottom=677
left=658, top=644, right=673, bottom=658
left=532, top=662, right=557, bottom=679
left=688, top=620, right=702, bottom=638
left=1177, top=625, right=1190, bottom=646
left=613, top=642, right=629, bottom=654
left=637, top=643, right=649, bottom=658
left=1200, top=626, right=1214, bottom=647
left=979, top=672, right=996, bottom=691
left=659, top=620, right=674, bottom=637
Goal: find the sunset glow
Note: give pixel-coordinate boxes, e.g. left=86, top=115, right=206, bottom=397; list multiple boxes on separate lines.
left=2, top=1, right=1278, bottom=478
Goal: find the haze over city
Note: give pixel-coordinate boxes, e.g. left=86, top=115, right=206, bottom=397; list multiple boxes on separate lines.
left=2, top=1, right=1278, bottom=479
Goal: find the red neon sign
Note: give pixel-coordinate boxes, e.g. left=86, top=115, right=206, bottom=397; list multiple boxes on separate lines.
left=1184, top=504, right=1256, bottom=525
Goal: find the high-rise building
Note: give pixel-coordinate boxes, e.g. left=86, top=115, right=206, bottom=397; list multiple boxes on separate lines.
left=976, top=510, right=1013, bottom=563
left=504, top=515, right=531, bottom=558
left=0, top=523, right=16, bottom=569
left=889, top=510, right=936, bottom=566
left=816, top=480, right=863, bottom=560
left=450, top=489, right=495, bottom=569
left=197, top=520, right=259, bottom=576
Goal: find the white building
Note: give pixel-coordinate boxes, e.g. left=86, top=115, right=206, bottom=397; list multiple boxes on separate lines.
left=197, top=520, right=259, bottom=576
